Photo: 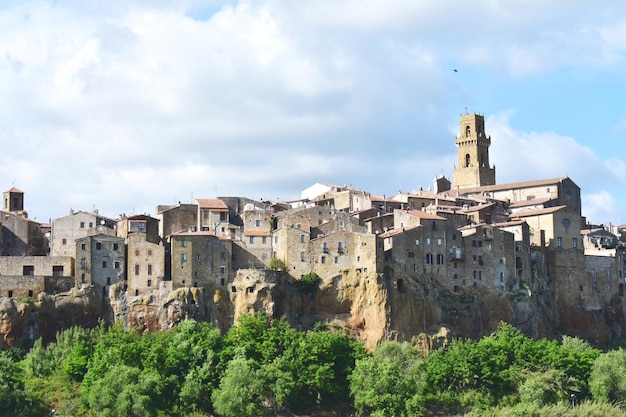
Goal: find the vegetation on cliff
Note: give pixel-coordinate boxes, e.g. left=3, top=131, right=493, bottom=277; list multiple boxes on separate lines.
left=2, top=317, right=626, bottom=416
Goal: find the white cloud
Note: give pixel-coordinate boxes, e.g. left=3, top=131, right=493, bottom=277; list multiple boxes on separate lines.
left=0, top=0, right=624, bottom=226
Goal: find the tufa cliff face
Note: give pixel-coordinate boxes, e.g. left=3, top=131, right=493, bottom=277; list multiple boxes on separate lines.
left=0, top=267, right=619, bottom=350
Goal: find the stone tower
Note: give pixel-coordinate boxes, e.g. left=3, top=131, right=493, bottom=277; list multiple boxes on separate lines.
left=3, top=187, right=24, bottom=213
left=452, top=113, right=496, bottom=189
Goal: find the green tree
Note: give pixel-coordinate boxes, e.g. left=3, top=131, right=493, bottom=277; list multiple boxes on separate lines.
left=590, top=349, right=626, bottom=403
left=350, top=341, right=425, bottom=417
left=212, top=354, right=266, bottom=417
left=83, top=364, right=169, bottom=417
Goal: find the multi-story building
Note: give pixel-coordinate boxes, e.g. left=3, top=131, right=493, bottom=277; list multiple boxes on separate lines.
left=169, top=232, right=232, bottom=289
left=75, top=234, right=126, bottom=297
left=51, top=210, right=117, bottom=257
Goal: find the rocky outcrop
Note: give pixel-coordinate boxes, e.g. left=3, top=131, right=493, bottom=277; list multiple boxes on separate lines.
left=0, top=267, right=618, bottom=350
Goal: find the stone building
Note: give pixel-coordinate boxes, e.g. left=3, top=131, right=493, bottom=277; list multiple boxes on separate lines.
left=196, top=198, right=233, bottom=238
left=0, top=256, right=74, bottom=299
left=51, top=210, right=117, bottom=257
left=75, top=234, right=126, bottom=297
left=117, top=214, right=160, bottom=245
left=155, top=203, right=197, bottom=237
left=1, top=212, right=48, bottom=256
left=452, top=113, right=496, bottom=189
left=127, top=234, right=165, bottom=295
left=169, top=232, right=232, bottom=289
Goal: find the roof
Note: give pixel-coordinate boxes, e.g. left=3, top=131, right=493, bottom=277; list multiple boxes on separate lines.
left=460, top=202, right=495, bottom=213
left=196, top=199, right=229, bottom=211
left=455, top=177, right=572, bottom=194
left=244, top=230, right=271, bottom=237
left=370, top=195, right=401, bottom=203
left=379, top=225, right=420, bottom=238
left=491, top=219, right=526, bottom=227
left=4, top=187, right=23, bottom=193
left=508, top=197, right=554, bottom=208
left=512, top=205, right=566, bottom=218
left=405, top=210, right=447, bottom=221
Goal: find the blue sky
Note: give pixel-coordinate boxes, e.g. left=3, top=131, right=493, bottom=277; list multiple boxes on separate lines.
left=0, top=0, right=624, bottom=226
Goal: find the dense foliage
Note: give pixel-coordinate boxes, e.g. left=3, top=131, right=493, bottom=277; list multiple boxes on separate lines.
left=3, top=318, right=626, bottom=416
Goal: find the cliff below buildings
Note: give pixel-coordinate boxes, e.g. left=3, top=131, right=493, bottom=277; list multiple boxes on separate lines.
left=1, top=268, right=624, bottom=350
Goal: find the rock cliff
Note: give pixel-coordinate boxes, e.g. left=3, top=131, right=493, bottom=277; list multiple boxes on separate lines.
left=0, top=268, right=618, bottom=350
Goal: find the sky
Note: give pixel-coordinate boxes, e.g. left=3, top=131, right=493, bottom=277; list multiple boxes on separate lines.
left=0, top=0, right=624, bottom=226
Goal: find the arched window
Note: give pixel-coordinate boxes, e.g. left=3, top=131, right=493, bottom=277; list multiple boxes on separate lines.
left=465, top=125, right=471, bottom=137
left=465, top=154, right=471, bottom=167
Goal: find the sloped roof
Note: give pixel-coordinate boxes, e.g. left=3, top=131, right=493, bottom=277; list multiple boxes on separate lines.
left=512, top=205, right=566, bottom=218
left=456, top=177, right=571, bottom=194
left=196, top=199, right=229, bottom=211
left=405, top=210, right=447, bottom=221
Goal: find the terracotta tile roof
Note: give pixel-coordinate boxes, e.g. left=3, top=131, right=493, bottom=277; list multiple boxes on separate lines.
left=244, top=230, right=271, bottom=236
left=455, top=177, right=571, bottom=194
left=379, top=225, right=420, bottom=237
left=491, top=219, right=526, bottom=227
left=405, top=210, right=447, bottom=221
left=460, top=202, right=495, bottom=213
left=371, top=195, right=401, bottom=203
left=196, top=199, right=229, bottom=211
left=508, top=197, right=554, bottom=208
left=171, top=230, right=215, bottom=236
left=512, top=205, right=566, bottom=218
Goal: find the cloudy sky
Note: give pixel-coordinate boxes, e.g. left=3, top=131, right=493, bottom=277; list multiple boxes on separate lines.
left=0, top=0, right=624, bottom=226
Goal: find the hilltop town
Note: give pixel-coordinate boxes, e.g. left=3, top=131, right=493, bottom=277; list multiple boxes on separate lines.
left=1, top=112, right=625, bottom=349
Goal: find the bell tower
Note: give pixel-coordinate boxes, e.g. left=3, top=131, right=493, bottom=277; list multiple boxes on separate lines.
left=452, top=113, right=496, bottom=189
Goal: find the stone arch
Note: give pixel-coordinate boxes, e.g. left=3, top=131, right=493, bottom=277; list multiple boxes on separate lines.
left=397, top=278, right=406, bottom=293
left=465, top=153, right=471, bottom=167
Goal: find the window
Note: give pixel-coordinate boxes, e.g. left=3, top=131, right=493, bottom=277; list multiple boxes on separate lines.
left=591, top=269, right=596, bottom=278
left=196, top=254, right=201, bottom=261
left=426, top=253, right=433, bottom=264
left=322, top=242, right=328, bottom=253
left=338, top=242, right=343, bottom=253
left=135, top=289, right=139, bottom=296
left=23, top=266, right=34, bottom=275
left=181, top=239, right=186, bottom=247
left=408, top=251, right=415, bottom=258
left=426, top=238, right=431, bottom=245
left=8, top=290, right=13, bottom=298
left=436, top=254, right=444, bottom=264
left=339, top=220, right=344, bottom=227
left=255, top=219, right=261, bottom=227
left=96, top=242, right=102, bottom=250
left=89, top=222, right=93, bottom=228
left=220, top=252, right=225, bottom=259
left=478, top=255, right=484, bottom=266
left=415, top=239, right=419, bottom=246
left=437, top=239, right=442, bottom=246
left=102, top=261, right=107, bottom=268
left=147, top=279, right=152, bottom=287
left=572, top=238, right=578, bottom=248
left=81, top=243, right=86, bottom=250
left=113, top=243, right=119, bottom=251
left=81, top=274, right=86, bottom=283
left=181, top=253, right=187, bottom=261
left=80, top=222, right=85, bottom=228
left=262, top=236, right=267, bottom=244
left=321, top=255, right=326, bottom=264
left=135, top=265, right=140, bottom=275
left=106, top=277, right=111, bottom=285
left=114, top=261, right=120, bottom=269
left=478, top=240, right=483, bottom=248
left=300, top=252, right=305, bottom=262
left=220, top=266, right=226, bottom=274
left=301, top=234, right=305, bottom=243
left=80, top=258, right=86, bottom=268
left=249, top=236, right=254, bottom=244
left=557, top=237, right=562, bottom=247
left=62, top=238, right=67, bottom=245
left=135, top=249, right=140, bottom=256
left=334, top=257, right=339, bottom=264
left=220, top=212, right=227, bottom=221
